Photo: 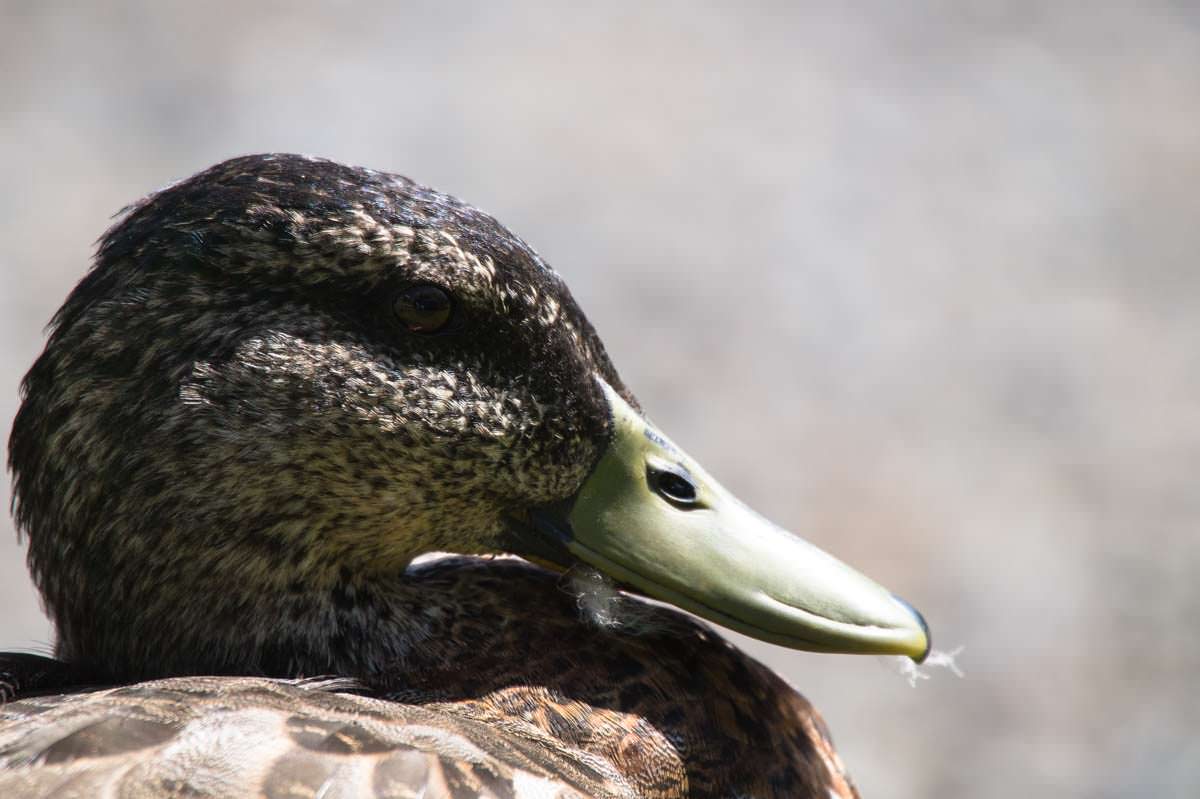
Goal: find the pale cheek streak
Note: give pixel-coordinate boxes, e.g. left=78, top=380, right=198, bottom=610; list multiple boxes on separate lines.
left=182, top=318, right=592, bottom=523
left=183, top=334, right=490, bottom=449
left=187, top=332, right=566, bottom=467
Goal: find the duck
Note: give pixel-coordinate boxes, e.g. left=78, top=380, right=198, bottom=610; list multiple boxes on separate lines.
left=0, top=154, right=929, bottom=798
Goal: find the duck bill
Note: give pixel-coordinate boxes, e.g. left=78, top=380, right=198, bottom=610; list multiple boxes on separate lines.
left=547, top=379, right=930, bottom=662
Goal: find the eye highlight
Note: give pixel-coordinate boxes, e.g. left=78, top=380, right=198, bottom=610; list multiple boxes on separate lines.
left=392, top=284, right=453, bottom=333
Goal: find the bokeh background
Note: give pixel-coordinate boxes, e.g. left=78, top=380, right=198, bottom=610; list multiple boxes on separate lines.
left=2, top=2, right=1198, bottom=796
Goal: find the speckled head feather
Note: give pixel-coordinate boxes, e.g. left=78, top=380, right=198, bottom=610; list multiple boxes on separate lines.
left=3, top=155, right=865, bottom=798
left=9, top=154, right=632, bottom=679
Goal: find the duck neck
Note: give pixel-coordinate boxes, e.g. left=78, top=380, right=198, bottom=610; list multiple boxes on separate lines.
left=50, top=548, right=486, bottom=684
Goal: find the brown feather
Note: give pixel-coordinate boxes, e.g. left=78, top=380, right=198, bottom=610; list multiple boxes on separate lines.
left=4, top=155, right=863, bottom=798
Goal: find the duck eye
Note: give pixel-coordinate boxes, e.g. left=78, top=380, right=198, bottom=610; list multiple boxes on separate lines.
left=650, top=467, right=699, bottom=507
left=392, top=284, right=453, bottom=333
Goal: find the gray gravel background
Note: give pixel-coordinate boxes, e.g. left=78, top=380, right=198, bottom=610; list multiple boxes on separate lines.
left=2, top=2, right=1198, bottom=796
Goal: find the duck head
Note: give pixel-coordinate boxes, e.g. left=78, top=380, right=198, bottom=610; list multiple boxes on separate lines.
left=8, top=154, right=928, bottom=679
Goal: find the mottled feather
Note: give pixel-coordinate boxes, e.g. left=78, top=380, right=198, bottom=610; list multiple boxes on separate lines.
left=4, top=155, right=862, bottom=798
left=0, top=678, right=615, bottom=798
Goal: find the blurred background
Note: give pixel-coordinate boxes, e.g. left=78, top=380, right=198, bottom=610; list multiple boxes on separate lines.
left=2, top=1, right=1198, bottom=796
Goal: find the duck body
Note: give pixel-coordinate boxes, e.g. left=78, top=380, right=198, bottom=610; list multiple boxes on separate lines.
left=3, top=155, right=927, bottom=797
left=0, top=560, right=854, bottom=798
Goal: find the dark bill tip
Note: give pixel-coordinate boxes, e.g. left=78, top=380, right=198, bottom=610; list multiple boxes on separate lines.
left=890, top=594, right=931, bottom=663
